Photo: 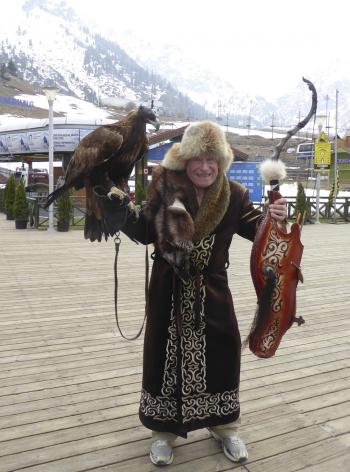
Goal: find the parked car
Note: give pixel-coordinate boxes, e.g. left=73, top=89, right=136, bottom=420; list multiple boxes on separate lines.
left=296, top=142, right=314, bottom=159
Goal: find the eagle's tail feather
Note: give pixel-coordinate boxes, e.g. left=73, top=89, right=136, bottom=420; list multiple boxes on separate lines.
left=84, top=214, right=103, bottom=242
left=44, top=185, right=67, bottom=209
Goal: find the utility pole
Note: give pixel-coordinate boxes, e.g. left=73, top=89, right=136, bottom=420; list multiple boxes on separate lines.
left=42, top=86, right=59, bottom=232
left=217, top=99, right=222, bottom=120
left=96, top=86, right=100, bottom=107
left=333, top=90, right=339, bottom=223
left=247, top=100, right=252, bottom=136
left=150, top=69, right=154, bottom=109
left=315, top=114, right=327, bottom=223
left=270, top=113, right=275, bottom=140
left=325, top=94, right=330, bottom=138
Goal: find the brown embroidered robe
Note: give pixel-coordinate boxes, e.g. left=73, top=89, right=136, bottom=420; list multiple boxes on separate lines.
left=122, top=169, right=263, bottom=438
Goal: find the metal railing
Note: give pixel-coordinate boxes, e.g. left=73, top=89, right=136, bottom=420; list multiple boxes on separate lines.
left=28, top=196, right=87, bottom=229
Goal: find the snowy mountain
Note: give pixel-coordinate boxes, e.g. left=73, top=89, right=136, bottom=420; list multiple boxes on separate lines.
left=1, top=0, right=350, bottom=133
left=103, top=28, right=350, bottom=133
left=0, top=0, right=207, bottom=119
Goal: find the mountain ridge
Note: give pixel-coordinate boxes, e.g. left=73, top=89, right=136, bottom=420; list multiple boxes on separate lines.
left=1, top=0, right=350, bottom=132
left=0, top=0, right=208, bottom=120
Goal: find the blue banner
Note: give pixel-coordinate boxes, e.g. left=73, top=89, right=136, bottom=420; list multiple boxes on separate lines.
left=0, top=96, right=34, bottom=108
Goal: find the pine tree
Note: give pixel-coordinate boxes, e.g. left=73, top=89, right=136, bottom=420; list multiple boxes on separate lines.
left=56, top=191, right=73, bottom=223
left=2, top=185, right=7, bottom=212
left=0, top=63, right=7, bottom=78
left=13, top=179, right=29, bottom=220
left=327, top=171, right=340, bottom=218
left=4, top=174, right=16, bottom=218
left=7, top=59, right=17, bottom=76
left=295, top=181, right=310, bottom=222
left=335, top=170, right=340, bottom=196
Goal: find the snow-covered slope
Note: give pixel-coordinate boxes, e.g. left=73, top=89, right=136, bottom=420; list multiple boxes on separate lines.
left=0, top=0, right=206, bottom=118
left=0, top=91, right=116, bottom=131
left=1, top=0, right=350, bottom=131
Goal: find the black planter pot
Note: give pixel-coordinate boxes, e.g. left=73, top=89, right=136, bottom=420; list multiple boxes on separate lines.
left=6, top=211, right=14, bottom=220
left=57, top=220, right=69, bottom=232
left=15, top=219, right=28, bottom=229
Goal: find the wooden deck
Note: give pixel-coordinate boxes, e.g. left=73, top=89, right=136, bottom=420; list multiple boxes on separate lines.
left=0, top=216, right=350, bottom=472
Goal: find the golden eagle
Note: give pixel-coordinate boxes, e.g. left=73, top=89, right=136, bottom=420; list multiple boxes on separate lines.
left=44, top=106, right=159, bottom=241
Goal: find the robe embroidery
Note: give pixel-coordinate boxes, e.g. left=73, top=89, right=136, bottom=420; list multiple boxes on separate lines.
left=140, top=234, right=240, bottom=422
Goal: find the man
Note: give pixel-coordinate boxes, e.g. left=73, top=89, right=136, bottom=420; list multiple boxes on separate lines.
left=121, top=121, right=287, bottom=465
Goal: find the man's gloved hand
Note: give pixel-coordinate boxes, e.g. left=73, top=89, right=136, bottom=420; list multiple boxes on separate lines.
left=107, top=186, right=129, bottom=202
left=93, top=185, right=130, bottom=203
left=93, top=185, right=132, bottom=234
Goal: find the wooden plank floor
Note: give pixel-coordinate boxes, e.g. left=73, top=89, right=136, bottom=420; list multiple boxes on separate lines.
left=0, top=216, right=350, bottom=472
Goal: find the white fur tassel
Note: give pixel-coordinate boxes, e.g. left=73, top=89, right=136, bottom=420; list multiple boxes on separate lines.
left=260, top=159, right=287, bottom=183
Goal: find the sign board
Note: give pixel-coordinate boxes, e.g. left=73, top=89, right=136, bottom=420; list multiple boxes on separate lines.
left=227, top=162, right=263, bottom=202
left=0, top=128, right=94, bottom=155
left=314, top=134, right=331, bottom=171
left=148, top=142, right=173, bottom=161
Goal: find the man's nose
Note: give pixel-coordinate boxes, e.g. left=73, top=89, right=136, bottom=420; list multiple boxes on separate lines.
left=200, top=160, right=210, bottom=170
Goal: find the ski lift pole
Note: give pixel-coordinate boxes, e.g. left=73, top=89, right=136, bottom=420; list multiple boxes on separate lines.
left=333, top=90, right=339, bottom=224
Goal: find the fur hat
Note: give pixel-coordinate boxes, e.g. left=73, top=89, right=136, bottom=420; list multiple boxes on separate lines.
left=161, top=121, right=234, bottom=173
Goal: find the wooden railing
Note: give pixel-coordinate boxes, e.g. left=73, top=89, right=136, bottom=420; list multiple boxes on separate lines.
left=25, top=195, right=350, bottom=229
left=253, top=197, right=349, bottom=222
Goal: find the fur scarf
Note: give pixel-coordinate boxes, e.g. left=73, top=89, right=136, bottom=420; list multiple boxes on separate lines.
left=144, top=166, right=230, bottom=278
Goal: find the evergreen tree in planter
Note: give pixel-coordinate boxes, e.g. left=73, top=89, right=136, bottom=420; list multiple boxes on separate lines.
left=56, top=191, right=73, bottom=232
left=4, top=174, right=16, bottom=220
left=326, top=170, right=340, bottom=219
left=294, top=181, right=311, bottom=223
left=13, top=179, right=30, bottom=229
left=1, top=186, right=6, bottom=213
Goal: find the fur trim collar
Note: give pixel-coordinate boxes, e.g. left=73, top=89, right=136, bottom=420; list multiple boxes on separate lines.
left=193, top=173, right=230, bottom=241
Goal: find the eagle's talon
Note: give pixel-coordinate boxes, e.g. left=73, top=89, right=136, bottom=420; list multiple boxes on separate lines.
left=127, top=201, right=140, bottom=218
left=107, top=186, right=126, bottom=200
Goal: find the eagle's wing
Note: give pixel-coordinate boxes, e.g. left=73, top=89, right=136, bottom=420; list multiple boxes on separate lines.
left=110, top=138, right=148, bottom=190
left=65, top=128, right=123, bottom=186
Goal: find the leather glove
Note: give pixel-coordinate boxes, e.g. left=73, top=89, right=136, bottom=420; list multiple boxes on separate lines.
left=93, top=185, right=131, bottom=234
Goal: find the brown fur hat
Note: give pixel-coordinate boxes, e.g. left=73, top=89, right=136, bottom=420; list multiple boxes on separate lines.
left=161, top=121, right=234, bottom=173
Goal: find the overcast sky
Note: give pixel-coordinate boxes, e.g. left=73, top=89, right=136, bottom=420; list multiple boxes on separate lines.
left=69, top=0, right=349, bottom=99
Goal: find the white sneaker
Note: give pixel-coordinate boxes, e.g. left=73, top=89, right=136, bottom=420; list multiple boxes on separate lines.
left=210, top=430, right=248, bottom=463
left=150, top=439, right=174, bottom=466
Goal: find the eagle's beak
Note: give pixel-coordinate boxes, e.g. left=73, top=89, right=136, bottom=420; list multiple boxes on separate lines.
left=148, top=118, right=160, bottom=131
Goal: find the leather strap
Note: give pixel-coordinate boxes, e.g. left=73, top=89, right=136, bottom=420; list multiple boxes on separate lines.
left=113, top=232, right=148, bottom=340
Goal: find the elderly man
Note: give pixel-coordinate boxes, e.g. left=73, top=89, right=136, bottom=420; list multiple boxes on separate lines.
left=120, top=121, right=287, bottom=466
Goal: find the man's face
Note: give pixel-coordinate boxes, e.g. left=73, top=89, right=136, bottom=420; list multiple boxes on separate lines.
left=185, top=154, right=219, bottom=189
